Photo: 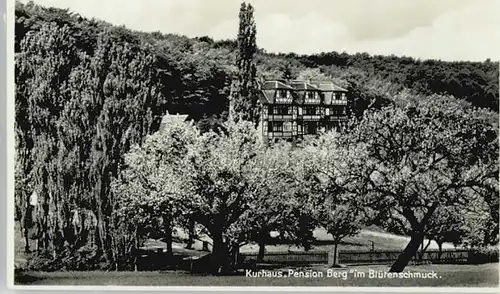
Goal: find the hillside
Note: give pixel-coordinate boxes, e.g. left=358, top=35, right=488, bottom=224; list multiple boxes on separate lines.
left=15, top=1, right=499, bottom=133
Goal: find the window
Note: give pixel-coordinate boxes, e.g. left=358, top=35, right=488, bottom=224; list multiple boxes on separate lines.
left=324, top=93, right=332, bottom=105
left=272, top=105, right=289, bottom=115
left=305, top=106, right=317, bottom=115
left=305, top=122, right=317, bottom=135
left=331, top=107, right=347, bottom=116
left=276, top=90, right=292, bottom=103
left=268, top=122, right=284, bottom=132
left=305, top=91, right=320, bottom=103
left=268, top=106, right=273, bottom=115
left=284, top=121, right=292, bottom=132
left=273, top=122, right=283, bottom=132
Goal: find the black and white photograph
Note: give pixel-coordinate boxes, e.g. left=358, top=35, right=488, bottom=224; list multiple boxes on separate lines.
left=6, top=0, right=500, bottom=290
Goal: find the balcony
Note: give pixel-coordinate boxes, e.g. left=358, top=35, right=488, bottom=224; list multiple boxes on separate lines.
left=329, top=116, right=348, bottom=121
left=302, top=115, right=321, bottom=121
left=303, top=99, right=321, bottom=105
left=275, top=98, right=293, bottom=104
left=330, top=100, right=348, bottom=105
left=267, top=114, right=295, bottom=121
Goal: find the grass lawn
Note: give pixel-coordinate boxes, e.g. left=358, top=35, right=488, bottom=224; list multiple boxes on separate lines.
left=15, top=263, right=499, bottom=287
left=14, top=222, right=492, bottom=287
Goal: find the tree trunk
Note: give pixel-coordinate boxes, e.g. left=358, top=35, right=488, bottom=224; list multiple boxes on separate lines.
left=162, top=215, right=173, bottom=258
left=423, top=239, right=431, bottom=253
left=257, top=241, right=265, bottom=262
left=24, top=228, right=31, bottom=253
left=418, top=239, right=431, bottom=263
left=211, top=231, right=229, bottom=275
left=333, top=243, right=339, bottom=266
left=228, top=241, right=240, bottom=270
left=23, top=205, right=33, bottom=253
left=390, top=202, right=439, bottom=272
left=257, top=229, right=268, bottom=262
left=437, top=242, right=443, bottom=261
left=299, top=215, right=313, bottom=251
left=185, top=220, right=195, bottom=249
left=165, top=224, right=173, bottom=258
left=389, top=232, right=424, bottom=272
left=133, top=231, right=138, bottom=272
left=94, top=183, right=109, bottom=263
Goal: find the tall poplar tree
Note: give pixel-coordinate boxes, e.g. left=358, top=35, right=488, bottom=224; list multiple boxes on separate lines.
left=230, top=2, right=259, bottom=124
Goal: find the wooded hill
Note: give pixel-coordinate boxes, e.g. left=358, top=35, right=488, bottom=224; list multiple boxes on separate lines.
left=15, top=1, right=499, bottom=132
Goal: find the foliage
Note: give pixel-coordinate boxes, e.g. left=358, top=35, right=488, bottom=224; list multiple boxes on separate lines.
left=175, top=120, right=264, bottom=273
left=26, top=245, right=108, bottom=272
left=312, top=132, right=365, bottom=245
left=425, top=206, right=467, bottom=251
left=111, top=120, right=199, bottom=269
left=296, top=68, right=329, bottom=82
left=468, top=247, right=499, bottom=264
left=302, top=52, right=499, bottom=112
left=14, top=1, right=499, bottom=274
left=230, top=2, right=260, bottom=124
left=341, top=95, right=498, bottom=272
left=15, top=18, right=166, bottom=269
left=240, top=142, right=303, bottom=257
left=461, top=201, right=499, bottom=248
left=259, top=142, right=324, bottom=251
left=15, top=1, right=499, bottom=131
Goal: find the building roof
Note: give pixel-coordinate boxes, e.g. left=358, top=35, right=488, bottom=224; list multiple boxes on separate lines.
left=313, top=82, right=348, bottom=92
left=161, top=112, right=189, bottom=125
left=289, top=81, right=321, bottom=91
left=258, top=79, right=348, bottom=104
left=258, top=90, right=273, bottom=104
left=261, top=80, right=295, bottom=90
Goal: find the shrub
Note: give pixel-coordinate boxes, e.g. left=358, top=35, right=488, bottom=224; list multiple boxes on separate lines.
left=468, top=247, right=499, bottom=264
left=26, top=245, right=110, bottom=271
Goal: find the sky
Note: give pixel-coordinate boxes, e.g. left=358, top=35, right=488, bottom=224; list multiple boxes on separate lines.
left=24, top=0, right=500, bottom=61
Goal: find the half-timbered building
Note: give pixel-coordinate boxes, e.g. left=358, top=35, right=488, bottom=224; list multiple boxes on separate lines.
left=259, top=79, right=349, bottom=142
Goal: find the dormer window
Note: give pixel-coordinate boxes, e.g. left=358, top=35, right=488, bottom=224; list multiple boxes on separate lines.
left=305, top=91, right=320, bottom=103
left=276, top=90, right=292, bottom=103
